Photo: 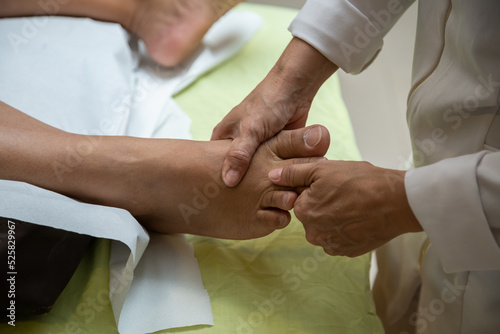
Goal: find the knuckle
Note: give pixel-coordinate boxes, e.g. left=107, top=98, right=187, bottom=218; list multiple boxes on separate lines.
left=278, top=129, right=295, bottom=148
left=293, top=201, right=308, bottom=222
left=305, top=229, right=321, bottom=246
left=294, top=201, right=321, bottom=224
left=281, top=165, right=296, bottom=183
left=323, top=247, right=338, bottom=256
left=345, top=252, right=359, bottom=258
left=212, top=115, right=240, bottom=139
left=227, top=147, right=253, bottom=166
left=211, top=124, right=228, bottom=139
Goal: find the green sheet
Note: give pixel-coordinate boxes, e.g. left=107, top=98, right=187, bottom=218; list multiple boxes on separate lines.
left=1, top=3, right=383, bottom=334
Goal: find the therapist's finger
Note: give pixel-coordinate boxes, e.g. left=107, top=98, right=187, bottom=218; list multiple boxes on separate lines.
left=268, top=163, right=318, bottom=188
left=211, top=114, right=238, bottom=141
left=267, top=125, right=330, bottom=159
left=221, top=134, right=263, bottom=187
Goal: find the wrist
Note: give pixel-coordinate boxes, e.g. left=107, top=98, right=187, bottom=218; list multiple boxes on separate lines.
left=269, top=37, right=338, bottom=101
left=386, top=169, right=423, bottom=234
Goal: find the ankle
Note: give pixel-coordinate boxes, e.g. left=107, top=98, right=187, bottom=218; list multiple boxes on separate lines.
left=211, top=0, right=243, bottom=18
left=120, top=0, right=141, bottom=32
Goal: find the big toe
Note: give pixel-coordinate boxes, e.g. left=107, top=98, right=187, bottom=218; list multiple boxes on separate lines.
left=268, top=125, right=330, bottom=159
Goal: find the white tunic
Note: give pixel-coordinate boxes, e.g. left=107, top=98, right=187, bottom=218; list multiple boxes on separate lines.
left=289, top=0, right=500, bottom=332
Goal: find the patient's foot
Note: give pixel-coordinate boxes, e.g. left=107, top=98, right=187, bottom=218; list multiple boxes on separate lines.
left=115, top=125, right=330, bottom=239
left=0, top=103, right=328, bottom=241
left=127, top=0, right=242, bottom=66
left=1, top=0, right=238, bottom=66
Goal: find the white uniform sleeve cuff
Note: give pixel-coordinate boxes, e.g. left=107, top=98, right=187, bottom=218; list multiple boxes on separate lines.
left=289, top=0, right=413, bottom=73
left=405, top=151, right=500, bottom=272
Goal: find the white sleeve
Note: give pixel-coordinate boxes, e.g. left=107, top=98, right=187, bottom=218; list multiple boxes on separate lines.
left=289, top=0, right=415, bottom=74
left=405, top=151, right=500, bottom=273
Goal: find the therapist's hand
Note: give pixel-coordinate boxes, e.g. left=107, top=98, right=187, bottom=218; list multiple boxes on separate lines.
left=212, top=37, right=338, bottom=187
left=268, top=160, right=423, bottom=257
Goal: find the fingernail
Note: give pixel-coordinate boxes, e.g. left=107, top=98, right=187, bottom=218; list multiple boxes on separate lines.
left=268, top=168, right=282, bottom=182
left=278, top=214, right=288, bottom=228
left=224, top=169, right=240, bottom=187
left=282, top=192, right=290, bottom=205
left=304, top=126, right=322, bottom=147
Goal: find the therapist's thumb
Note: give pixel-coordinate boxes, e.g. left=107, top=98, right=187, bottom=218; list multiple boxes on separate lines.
left=222, top=135, right=261, bottom=187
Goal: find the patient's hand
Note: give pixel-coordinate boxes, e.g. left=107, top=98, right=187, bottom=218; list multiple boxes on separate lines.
left=119, top=125, right=330, bottom=239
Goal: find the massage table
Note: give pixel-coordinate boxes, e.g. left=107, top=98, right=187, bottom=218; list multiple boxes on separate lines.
left=0, top=3, right=383, bottom=333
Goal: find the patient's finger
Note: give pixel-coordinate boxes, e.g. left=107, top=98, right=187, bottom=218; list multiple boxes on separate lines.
left=261, top=190, right=297, bottom=211
left=269, top=125, right=330, bottom=160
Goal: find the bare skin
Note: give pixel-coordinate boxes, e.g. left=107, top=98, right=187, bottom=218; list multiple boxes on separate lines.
left=269, top=161, right=423, bottom=257
left=129, top=0, right=242, bottom=66
left=0, top=0, right=242, bottom=66
left=213, top=36, right=422, bottom=255
left=212, top=37, right=338, bottom=187
left=0, top=101, right=330, bottom=239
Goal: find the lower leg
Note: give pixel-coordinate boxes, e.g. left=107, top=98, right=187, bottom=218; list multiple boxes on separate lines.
left=0, top=102, right=330, bottom=239
left=0, top=0, right=134, bottom=29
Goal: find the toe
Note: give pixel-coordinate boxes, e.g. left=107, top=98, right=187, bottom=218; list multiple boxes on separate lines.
left=261, top=190, right=297, bottom=211
left=257, top=209, right=291, bottom=231
left=268, top=125, right=330, bottom=160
